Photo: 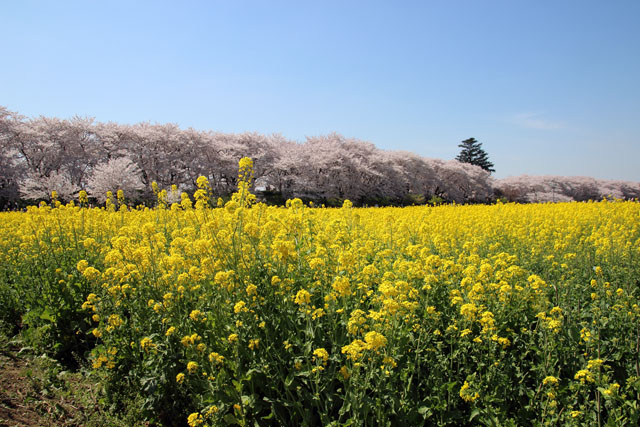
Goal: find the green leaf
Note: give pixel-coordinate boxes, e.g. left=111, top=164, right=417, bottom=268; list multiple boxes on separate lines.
left=284, top=374, right=294, bottom=387
left=339, top=401, right=351, bottom=415
left=39, top=309, right=55, bottom=322
left=223, top=414, right=239, bottom=425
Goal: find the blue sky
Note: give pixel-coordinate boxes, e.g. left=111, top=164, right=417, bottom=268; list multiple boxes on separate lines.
left=2, top=0, right=639, bottom=181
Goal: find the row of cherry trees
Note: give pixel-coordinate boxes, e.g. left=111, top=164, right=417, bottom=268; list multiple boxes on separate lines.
left=494, top=175, right=640, bottom=203
left=1, top=106, right=638, bottom=209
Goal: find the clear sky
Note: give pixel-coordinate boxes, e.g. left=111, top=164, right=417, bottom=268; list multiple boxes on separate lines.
left=2, top=0, right=639, bottom=181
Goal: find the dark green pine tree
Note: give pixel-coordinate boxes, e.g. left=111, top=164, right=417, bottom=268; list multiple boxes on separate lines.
left=455, top=138, right=495, bottom=173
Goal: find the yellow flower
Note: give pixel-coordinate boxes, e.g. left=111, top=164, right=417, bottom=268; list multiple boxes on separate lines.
left=549, top=306, right=563, bottom=316
left=341, top=339, right=367, bottom=361
left=364, top=331, right=387, bottom=351
left=311, top=308, right=325, bottom=320
left=294, top=289, right=311, bottom=305
left=543, top=376, right=559, bottom=387
left=140, top=337, right=156, bottom=353
left=309, top=257, right=325, bottom=270
left=460, top=303, right=478, bottom=320
left=479, top=311, right=495, bottom=333
left=187, top=361, right=198, bottom=374
left=495, top=336, right=511, bottom=348
left=382, top=356, right=397, bottom=368
left=332, top=276, right=352, bottom=297
left=238, top=156, right=253, bottom=172
left=233, top=301, right=247, bottom=314
left=459, top=381, right=479, bottom=402
left=176, top=373, right=185, bottom=384
left=339, top=366, right=351, bottom=380
left=587, top=358, right=604, bottom=370
left=228, top=333, right=239, bottom=343
left=189, top=309, right=204, bottom=321
left=347, top=309, right=367, bottom=335
left=574, top=369, right=594, bottom=383
left=76, top=259, right=89, bottom=273
left=603, top=383, right=620, bottom=396
left=187, top=412, right=204, bottom=427
left=82, top=266, right=101, bottom=281
left=78, top=190, right=88, bottom=204
left=196, top=176, right=209, bottom=188
left=181, top=333, right=201, bottom=347
left=313, top=348, right=330, bottom=364
left=92, top=354, right=108, bottom=369
left=209, top=352, right=225, bottom=364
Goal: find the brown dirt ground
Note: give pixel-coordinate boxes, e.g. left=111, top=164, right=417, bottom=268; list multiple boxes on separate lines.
left=0, top=345, right=97, bottom=427
left=0, top=350, right=34, bottom=426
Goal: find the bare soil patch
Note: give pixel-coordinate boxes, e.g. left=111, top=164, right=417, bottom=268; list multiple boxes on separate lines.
left=0, top=344, right=98, bottom=427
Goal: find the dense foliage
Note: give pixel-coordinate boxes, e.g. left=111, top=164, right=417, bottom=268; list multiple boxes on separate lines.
left=1, top=158, right=639, bottom=426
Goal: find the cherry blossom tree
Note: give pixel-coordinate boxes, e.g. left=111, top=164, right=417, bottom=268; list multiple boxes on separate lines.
left=19, top=170, right=77, bottom=201
left=86, top=157, right=145, bottom=203
left=0, top=107, right=24, bottom=207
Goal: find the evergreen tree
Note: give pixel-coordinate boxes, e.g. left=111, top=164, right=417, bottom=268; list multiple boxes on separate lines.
left=456, top=138, right=495, bottom=173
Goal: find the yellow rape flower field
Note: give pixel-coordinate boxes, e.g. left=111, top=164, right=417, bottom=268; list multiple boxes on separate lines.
left=1, top=158, right=640, bottom=426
